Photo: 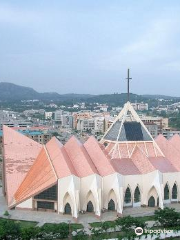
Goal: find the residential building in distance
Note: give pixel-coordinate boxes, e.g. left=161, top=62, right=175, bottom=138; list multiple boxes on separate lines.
left=162, top=128, right=180, bottom=139
left=131, top=102, right=149, bottom=111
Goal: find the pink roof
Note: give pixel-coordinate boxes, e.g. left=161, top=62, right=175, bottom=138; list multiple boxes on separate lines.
left=111, top=158, right=141, bottom=175
left=105, top=141, right=163, bottom=159
left=169, top=134, right=180, bottom=151
left=3, top=125, right=42, bottom=206
left=14, top=147, right=57, bottom=206
left=84, top=136, right=116, bottom=176
left=156, top=134, right=180, bottom=171
left=149, top=157, right=178, bottom=173
left=131, top=146, right=155, bottom=174
left=46, top=137, right=78, bottom=178
left=64, top=136, right=98, bottom=177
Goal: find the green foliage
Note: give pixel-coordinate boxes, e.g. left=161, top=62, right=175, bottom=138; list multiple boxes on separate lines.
left=154, top=207, right=180, bottom=228
left=3, top=211, right=10, bottom=217
left=0, top=219, right=21, bottom=240
left=20, top=226, right=40, bottom=240
left=116, top=215, right=146, bottom=232
left=41, top=222, right=69, bottom=238
left=73, top=230, right=87, bottom=240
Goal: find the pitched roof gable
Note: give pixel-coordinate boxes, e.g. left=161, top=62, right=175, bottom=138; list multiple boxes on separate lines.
left=3, top=125, right=42, bottom=205
left=84, top=136, right=115, bottom=176
left=46, top=137, right=77, bottom=178
left=131, top=146, right=155, bottom=174
left=14, top=147, right=57, bottom=206
left=64, top=136, right=98, bottom=177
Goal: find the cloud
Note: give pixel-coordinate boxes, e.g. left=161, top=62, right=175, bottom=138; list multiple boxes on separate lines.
left=96, top=17, right=180, bottom=71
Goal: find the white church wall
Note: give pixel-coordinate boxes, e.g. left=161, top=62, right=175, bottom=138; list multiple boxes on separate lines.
left=123, top=174, right=142, bottom=207
left=58, top=175, right=80, bottom=218
left=80, top=174, right=101, bottom=216
left=103, top=173, right=123, bottom=214
left=16, top=197, right=33, bottom=209
left=162, top=172, right=180, bottom=203
left=141, top=170, right=163, bottom=208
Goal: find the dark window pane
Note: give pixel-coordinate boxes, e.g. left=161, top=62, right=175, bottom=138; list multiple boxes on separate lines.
left=124, top=122, right=143, bottom=141
left=172, top=184, right=177, bottom=199
left=124, top=187, right=131, bottom=203
left=164, top=184, right=169, bottom=200
left=37, top=201, right=54, bottom=210
left=34, top=185, right=57, bottom=201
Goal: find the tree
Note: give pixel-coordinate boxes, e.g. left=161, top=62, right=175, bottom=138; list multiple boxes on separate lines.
left=154, top=207, right=180, bottom=228
left=116, top=216, right=146, bottom=232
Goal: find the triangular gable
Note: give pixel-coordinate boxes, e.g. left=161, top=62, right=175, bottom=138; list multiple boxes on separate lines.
left=101, top=102, right=153, bottom=143
left=3, top=125, right=42, bottom=206
left=84, top=136, right=115, bottom=176
left=169, top=134, right=180, bottom=151
left=13, top=146, right=57, bottom=207
left=156, top=134, right=180, bottom=171
left=131, top=146, right=155, bottom=174
left=46, top=137, right=78, bottom=178
left=64, top=136, right=98, bottom=177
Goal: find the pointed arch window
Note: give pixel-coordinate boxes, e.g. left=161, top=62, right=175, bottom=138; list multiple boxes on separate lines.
left=108, top=199, right=115, bottom=211
left=164, top=184, right=169, bottom=200
left=172, top=184, right=178, bottom=199
left=124, top=187, right=131, bottom=203
left=87, top=201, right=94, bottom=212
left=64, top=203, right=71, bottom=214
left=134, top=186, right=141, bottom=203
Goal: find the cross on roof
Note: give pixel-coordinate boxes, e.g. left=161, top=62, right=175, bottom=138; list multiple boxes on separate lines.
left=126, top=69, right=132, bottom=102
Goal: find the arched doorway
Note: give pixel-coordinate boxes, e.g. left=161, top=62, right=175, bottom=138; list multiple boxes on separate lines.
left=164, top=184, right=170, bottom=200
left=87, top=201, right=94, bottom=212
left=108, top=199, right=115, bottom=211
left=172, top=184, right=178, bottom=199
left=64, top=203, right=71, bottom=214
left=148, top=196, right=155, bottom=207
left=134, top=186, right=141, bottom=203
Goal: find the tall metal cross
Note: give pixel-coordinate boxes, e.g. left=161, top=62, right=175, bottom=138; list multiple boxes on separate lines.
left=126, top=68, right=132, bottom=102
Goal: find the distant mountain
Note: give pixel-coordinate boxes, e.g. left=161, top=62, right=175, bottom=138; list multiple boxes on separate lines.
left=0, top=82, right=179, bottom=107
left=142, top=94, right=179, bottom=100
left=0, top=82, right=93, bottom=101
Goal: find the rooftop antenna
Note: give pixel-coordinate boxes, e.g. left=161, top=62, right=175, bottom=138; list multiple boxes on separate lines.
left=126, top=68, right=132, bottom=102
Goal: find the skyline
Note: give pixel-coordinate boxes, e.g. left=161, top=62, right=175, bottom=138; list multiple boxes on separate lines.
left=0, top=1, right=180, bottom=96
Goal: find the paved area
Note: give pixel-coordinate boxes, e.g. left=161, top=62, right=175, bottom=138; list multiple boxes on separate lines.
left=1, top=185, right=180, bottom=228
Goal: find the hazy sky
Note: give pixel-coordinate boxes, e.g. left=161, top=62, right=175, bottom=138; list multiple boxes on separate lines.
left=0, top=1, right=180, bottom=95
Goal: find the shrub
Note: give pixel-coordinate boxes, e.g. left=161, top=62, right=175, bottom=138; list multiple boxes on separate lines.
left=0, top=219, right=21, bottom=240
left=116, top=215, right=146, bottom=232
left=3, top=211, right=10, bottom=217
left=154, top=207, right=180, bottom=228
left=20, top=226, right=40, bottom=240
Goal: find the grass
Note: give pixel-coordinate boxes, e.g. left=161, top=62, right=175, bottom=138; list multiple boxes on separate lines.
left=136, top=215, right=155, bottom=222
left=43, top=222, right=84, bottom=231
left=90, top=221, right=115, bottom=228
left=90, top=215, right=155, bottom=228
left=0, top=217, right=37, bottom=228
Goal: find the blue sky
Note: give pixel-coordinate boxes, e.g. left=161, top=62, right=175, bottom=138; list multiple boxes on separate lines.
left=0, top=1, right=180, bottom=95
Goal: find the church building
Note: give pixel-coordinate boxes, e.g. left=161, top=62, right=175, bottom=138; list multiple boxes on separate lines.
left=2, top=101, right=180, bottom=219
